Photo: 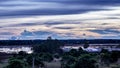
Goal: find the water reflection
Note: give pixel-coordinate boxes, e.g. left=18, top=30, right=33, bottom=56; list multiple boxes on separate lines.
left=0, top=46, right=33, bottom=54
left=62, top=44, right=120, bottom=52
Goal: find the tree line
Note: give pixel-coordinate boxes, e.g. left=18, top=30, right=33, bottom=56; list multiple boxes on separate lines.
left=3, top=37, right=120, bottom=68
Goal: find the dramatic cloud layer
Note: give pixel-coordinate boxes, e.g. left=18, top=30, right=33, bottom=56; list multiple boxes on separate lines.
left=0, top=0, right=120, bottom=40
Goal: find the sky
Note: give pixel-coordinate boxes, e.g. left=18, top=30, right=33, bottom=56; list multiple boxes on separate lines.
left=0, top=0, right=120, bottom=40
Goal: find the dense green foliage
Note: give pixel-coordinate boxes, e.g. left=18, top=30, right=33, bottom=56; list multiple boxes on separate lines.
left=83, top=41, right=89, bottom=48
left=4, top=59, right=28, bottom=68
left=75, top=54, right=97, bottom=68
left=100, top=49, right=120, bottom=67
left=33, top=39, right=63, bottom=54
left=61, top=48, right=97, bottom=68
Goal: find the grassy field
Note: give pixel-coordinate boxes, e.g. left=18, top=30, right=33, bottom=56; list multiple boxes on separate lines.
left=45, top=61, right=61, bottom=68
left=0, top=59, right=8, bottom=68
left=0, top=59, right=120, bottom=68
left=0, top=61, right=61, bottom=68
left=0, top=63, right=8, bottom=68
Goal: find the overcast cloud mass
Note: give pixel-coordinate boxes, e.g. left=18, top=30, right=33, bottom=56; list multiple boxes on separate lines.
left=0, top=0, right=120, bottom=40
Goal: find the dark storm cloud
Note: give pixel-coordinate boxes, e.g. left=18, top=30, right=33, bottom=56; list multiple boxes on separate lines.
left=44, top=21, right=78, bottom=27
left=33, top=31, right=53, bottom=35
left=0, top=8, right=102, bottom=17
left=66, top=0, right=120, bottom=5
left=19, top=23, right=39, bottom=26
left=53, top=27, right=74, bottom=30
left=6, top=23, right=40, bottom=27
left=19, top=30, right=77, bottom=39
left=102, top=36, right=120, bottom=39
left=106, top=17, right=120, bottom=19
left=5, top=22, right=65, bottom=27
left=0, top=0, right=119, bottom=17
left=32, top=0, right=120, bottom=5
left=89, top=29, right=120, bottom=34
left=21, top=30, right=33, bottom=36
left=0, top=0, right=9, bottom=2
left=0, top=32, right=14, bottom=35
left=20, top=30, right=54, bottom=36
left=20, top=30, right=58, bottom=39
left=44, top=22, right=65, bottom=25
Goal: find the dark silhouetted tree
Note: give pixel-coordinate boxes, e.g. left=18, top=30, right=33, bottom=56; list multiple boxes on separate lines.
left=83, top=41, right=89, bottom=49
left=75, top=54, right=97, bottom=68
left=100, top=53, right=110, bottom=66
left=4, top=59, right=28, bottom=68
left=33, top=37, right=63, bottom=54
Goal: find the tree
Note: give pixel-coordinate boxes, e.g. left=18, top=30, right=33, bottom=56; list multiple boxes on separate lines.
left=26, top=54, right=45, bottom=68
left=78, top=47, right=83, bottom=52
left=83, top=41, right=89, bottom=49
left=41, top=53, right=53, bottom=62
left=100, top=53, right=111, bottom=66
left=78, top=47, right=88, bottom=55
left=33, top=38, right=63, bottom=54
left=69, top=49, right=79, bottom=57
left=116, top=44, right=120, bottom=48
left=4, top=59, right=28, bottom=68
left=54, top=53, right=60, bottom=59
left=61, top=55, right=76, bottom=68
left=110, top=51, right=120, bottom=63
left=100, top=49, right=109, bottom=54
left=61, top=54, right=97, bottom=68
left=18, top=51, right=27, bottom=56
left=74, top=54, right=97, bottom=68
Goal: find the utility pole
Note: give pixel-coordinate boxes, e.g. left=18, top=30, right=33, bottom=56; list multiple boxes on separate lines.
left=32, top=57, right=35, bottom=68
